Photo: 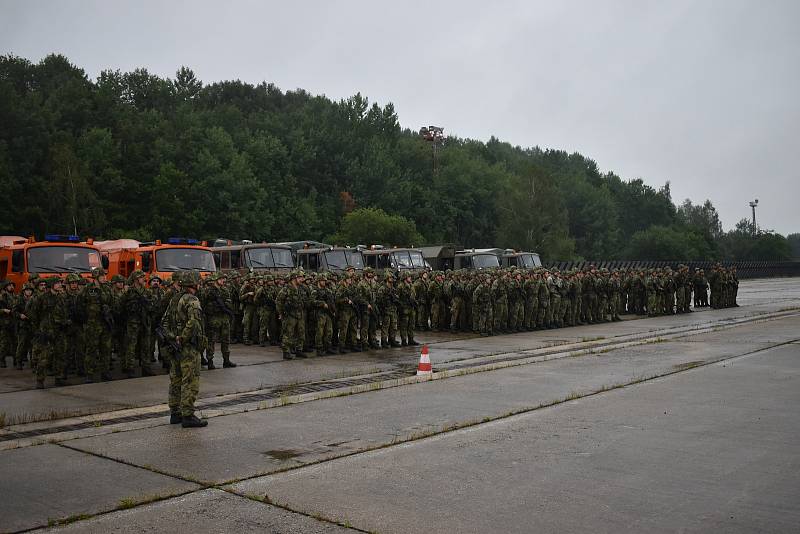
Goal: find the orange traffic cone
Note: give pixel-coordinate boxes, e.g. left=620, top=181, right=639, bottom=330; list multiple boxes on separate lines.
left=417, top=344, right=432, bottom=376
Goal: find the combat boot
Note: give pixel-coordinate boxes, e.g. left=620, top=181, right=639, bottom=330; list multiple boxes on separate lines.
left=325, top=348, right=336, bottom=355
left=408, top=339, right=419, bottom=346
left=181, top=414, right=208, bottom=428
left=223, top=360, right=237, bottom=368
left=282, top=351, right=294, bottom=360
left=141, top=367, right=155, bottom=377
left=206, top=360, right=216, bottom=370
left=169, top=412, right=182, bottom=424
left=294, top=350, right=308, bottom=359
left=101, top=372, right=113, bottom=381
left=54, top=377, right=66, bottom=387
left=390, top=340, right=401, bottom=348
left=36, top=379, right=45, bottom=389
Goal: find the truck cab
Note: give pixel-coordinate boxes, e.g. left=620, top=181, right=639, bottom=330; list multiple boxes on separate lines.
left=501, top=250, right=542, bottom=269
left=0, top=235, right=104, bottom=291
left=454, top=248, right=502, bottom=270
left=98, top=237, right=216, bottom=281
left=363, top=247, right=428, bottom=273
left=296, top=247, right=365, bottom=273
left=212, top=243, right=295, bottom=273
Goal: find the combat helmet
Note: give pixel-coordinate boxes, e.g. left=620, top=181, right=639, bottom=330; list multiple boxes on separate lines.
left=111, top=274, right=126, bottom=284
left=180, top=271, right=201, bottom=288
left=66, top=273, right=81, bottom=284
left=128, top=270, right=146, bottom=284
left=91, top=267, right=106, bottom=279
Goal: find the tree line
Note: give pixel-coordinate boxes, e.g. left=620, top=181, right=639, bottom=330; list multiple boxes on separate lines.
left=0, top=54, right=794, bottom=261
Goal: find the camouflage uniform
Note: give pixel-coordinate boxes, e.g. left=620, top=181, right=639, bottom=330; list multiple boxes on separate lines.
left=28, top=278, right=70, bottom=387
left=255, top=278, right=280, bottom=346
left=397, top=275, right=418, bottom=346
left=0, top=281, right=16, bottom=367
left=202, top=275, right=235, bottom=368
left=377, top=275, right=399, bottom=347
left=335, top=278, right=359, bottom=352
left=310, top=276, right=336, bottom=355
left=472, top=277, right=494, bottom=336
left=276, top=272, right=306, bottom=358
left=13, top=284, right=36, bottom=369
left=80, top=269, right=114, bottom=381
left=239, top=277, right=258, bottom=345
left=121, top=270, right=155, bottom=376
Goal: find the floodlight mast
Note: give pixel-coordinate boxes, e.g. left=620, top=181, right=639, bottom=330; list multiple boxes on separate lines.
left=419, top=126, right=445, bottom=175
left=748, top=199, right=759, bottom=235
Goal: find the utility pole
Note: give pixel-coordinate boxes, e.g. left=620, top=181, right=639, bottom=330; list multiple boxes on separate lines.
left=419, top=126, right=445, bottom=175
left=749, top=199, right=759, bottom=235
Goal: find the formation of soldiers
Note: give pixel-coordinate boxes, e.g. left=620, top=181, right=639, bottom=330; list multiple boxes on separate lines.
left=0, top=263, right=741, bottom=387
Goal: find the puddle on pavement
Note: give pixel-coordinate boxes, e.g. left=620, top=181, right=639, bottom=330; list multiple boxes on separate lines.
left=264, top=449, right=301, bottom=460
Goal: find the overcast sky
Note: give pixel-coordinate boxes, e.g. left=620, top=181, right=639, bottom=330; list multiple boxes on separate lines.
left=3, top=0, right=798, bottom=234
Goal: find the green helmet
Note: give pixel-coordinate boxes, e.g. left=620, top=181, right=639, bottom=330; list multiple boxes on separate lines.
left=128, top=270, right=146, bottom=283
left=91, top=267, right=106, bottom=279
left=66, top=273, right=81, bottom=283
left=149, top=275, right=163, bottom=284
left=180, top=271, right=200, bottom=288
left=111, top=274, right=126, bottom=284
left=1, top=279, right=14, bottom=290
left=22, top=282, right=34, bottom=292
left=47, top=277, right=62, bottom=288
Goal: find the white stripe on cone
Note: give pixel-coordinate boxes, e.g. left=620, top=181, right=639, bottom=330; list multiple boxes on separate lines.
left=417, top=344, right=432, bottom=375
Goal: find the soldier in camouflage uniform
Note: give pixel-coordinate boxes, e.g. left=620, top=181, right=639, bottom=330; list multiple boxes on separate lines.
left=121, top=270, right=155, bottom=377
left=335, top=273, right=359, bottom=352
left=63, top=274, right=86, bottom=376
left=147, top=276, right=166, bottom=365
left=492, top=274, right=509, bottom=333
left=472, top=275, right=494, bottom=336
left=80, top=268, right=114, bottom=382
left=110, top=274, right=127, bottom=364
left=397, top=272, right=419, bottom=346
left=202, top=273, right=237, bottom=369
left=0, top=280, right=16, bottom=368
left=310, top=274, right=336, bottom=356
left=276, top=271, right=308, bottom=359
left=255, top=276, right=280, bottom=346
left=29, top=277, right=70, bottom=388
left=239, top=275, right=259, bottom=345
left=377, top=273, right=400, bottom=348
left=414, top=271, right=430, bottom=330
left=13, top=282, right=35, bottom=369
left=356, top=268, right=380, bottom=350
left=162, top=271, right=208, bottom=427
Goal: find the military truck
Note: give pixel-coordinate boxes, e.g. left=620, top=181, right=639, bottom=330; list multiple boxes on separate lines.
left=212, top=242, right=294, bottom=273
left=420, top=245, right=456, bottom=271
left=454, top=248, right=502, bottom=270
left=500, top=250, right=542, bottom=269
left=295, top=246, right=365, bottom=272
left=363, top=247, right=428, bottom=273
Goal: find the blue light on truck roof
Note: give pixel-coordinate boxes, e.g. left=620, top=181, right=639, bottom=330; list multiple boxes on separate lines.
left=44, top=234, right=80, bottom=242
left=167, top=237, right=200, bottom=245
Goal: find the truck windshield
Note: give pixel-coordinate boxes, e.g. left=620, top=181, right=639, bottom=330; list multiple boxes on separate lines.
left=346, top=250, right=364, bottom=268
left=393, top=251, right=413, bottom=269
left=519, top=254, right=535, bottom=268
left=324, top=250, right=348, bottom=270
left=246, top=247, right=294, bottom=269
left=473, top=254, right=500, bottom=269
left=155, top=248, right=215, bottom=272
left=410, top=251, right=426, bottom=268
left=27, top=246, right=101, bottom=273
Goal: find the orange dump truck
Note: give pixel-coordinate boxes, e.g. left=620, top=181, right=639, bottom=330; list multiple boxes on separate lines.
left=0, top=235, right=104, bottom=291
left=97, top=238, right=217, bottom=281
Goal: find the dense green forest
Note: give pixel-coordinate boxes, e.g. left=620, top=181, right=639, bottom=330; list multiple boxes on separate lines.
left=0, top=54, right=793, bottom=260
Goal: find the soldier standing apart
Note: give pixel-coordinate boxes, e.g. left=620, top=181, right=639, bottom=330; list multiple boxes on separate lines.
left=163, top=272, right=208, bottom=428
left=202, top=274, right=237, bottom=369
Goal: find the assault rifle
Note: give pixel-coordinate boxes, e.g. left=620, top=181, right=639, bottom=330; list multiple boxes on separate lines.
left=215, top=295, right=235, bottom=321
left=155, top=326, right=184, bottom=359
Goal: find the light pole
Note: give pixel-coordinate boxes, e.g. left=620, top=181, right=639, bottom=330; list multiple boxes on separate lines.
left=419, top=126, right=445, bottom=175
left=749, top=199, right=759, bottom=235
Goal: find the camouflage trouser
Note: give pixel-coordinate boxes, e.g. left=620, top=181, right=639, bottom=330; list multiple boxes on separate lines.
left=84, top=321, right=112, bottom=378
left=168, top=346, right=201, bottom=417
left=15, top=327, right=32, bottom=368
left=399, top=308, right=415, bottom=343
left=536, top=299, right=548, bottom=327
left=258, top=307, right=279, bottom=344
left=647, top=292, right=657, bottom=316
left=597, top=295, right=608, bottom=322
left=206, top=314, right=231, bottom=364
left=586, top=294, right=598, bottom=323
left=611, top=294, right=621, bottom=320
left=547, top=295, right=560, bottom=326
left=476, top=306, right=493, bottom=335
left=233, top=311, right=244, bottom=342
left=281, top=314, right=304, bottom=353
left=337, top=308, right=357, bottom=349
left=559, top=297, right=570, bottom=327
left=66, top=327, right=84, bottom=374
left=242, top=305, right=258, bottom=343
left=570, top=296, right=581, bottom=325
left=664, top=291, right=675, bottom=314
left=416, top=302, right=429, bottom=329
left=675, top=287, right=685, bottom=312
left=494, top=297, right=508, bottom=332
left=315, top=313, right=334, bottom=352
left=381, top=308, right=398, bottom=345
left=524, top=298, right=539, bottom=330
left=33, top=334, right=66, bottom=382
left=507, top=299, right=522, bottom=331
left=430, top=299, right=445, bottom=330
left=450, top=296, right=465, bottom=331
left=112, top=324, right=125, bottom=358
left=359, top=310, right=378, bottom=348
left=123, top=320, right=151, bottom=373
left=0, top=322, right=14, bottom=367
